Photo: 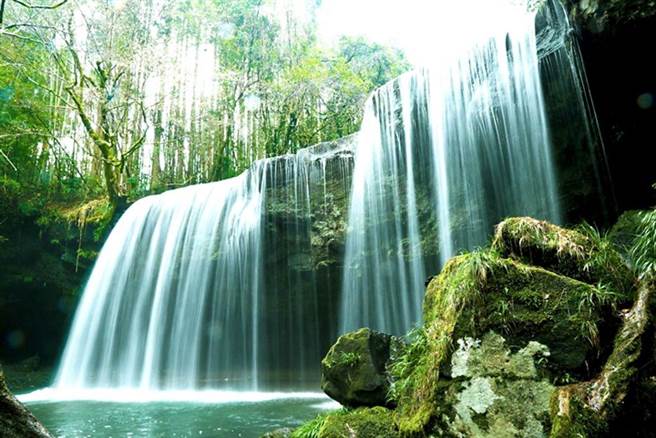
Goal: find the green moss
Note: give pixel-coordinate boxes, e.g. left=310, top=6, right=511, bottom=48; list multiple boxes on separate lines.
left=291, top=408, right=398, bottom=438
left=317, top=407, right=398, bottom=438
left=549, top=385, right=606, bottom=437
left=608, top=210, right=644, bottom=254
left=549, top=282, right=651, bottom=436
left=291, top=412, right=335, bottom=438
left=492, top=217, right=635, bottom=300
left=392, top=251, right=494, bottom=435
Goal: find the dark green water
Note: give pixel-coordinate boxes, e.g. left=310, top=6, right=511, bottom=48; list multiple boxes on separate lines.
left=27, top=398, right=336, bottom=437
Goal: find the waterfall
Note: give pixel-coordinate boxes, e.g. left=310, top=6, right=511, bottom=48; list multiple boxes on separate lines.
left=340, top=0, right=569, bottom=335
left=50, top=0, right=606, bottom=397
left=54, top=139, right=353, bottom=392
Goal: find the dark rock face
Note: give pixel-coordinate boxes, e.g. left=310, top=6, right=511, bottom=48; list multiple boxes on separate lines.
left=0, top=199, right=111, bottom=365
left=566, top=0, right=656, bottom=214
left=0, top=369, right=52, bottom=438
left=321, top=328, right=395, bottom=408
left=566, top=0, right=656, bottom=34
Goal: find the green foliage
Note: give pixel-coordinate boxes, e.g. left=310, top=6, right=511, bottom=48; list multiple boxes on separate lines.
left=317, top=407, right=398, bottom=437
left=330, top=352, right=360, bottom=368
left=387, top=326, right=428, bottom=403
left=631, top=207, right=656, bottom=280
left=0, top=0, right=410, bottom=203
left=293, top=407, right=397, bottom=438
left=291, top=410, right=345, bottom=438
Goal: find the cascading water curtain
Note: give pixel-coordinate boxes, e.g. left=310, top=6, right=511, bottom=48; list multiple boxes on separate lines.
left=53, top=139, right=354, bottom=394
left=340, top=0, right=564, bottom=336
left=55, top=165, right=268, bottom=391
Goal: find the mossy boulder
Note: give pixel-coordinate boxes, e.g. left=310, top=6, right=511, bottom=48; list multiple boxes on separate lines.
left=321, top=328, right=395, bottom=408
left=296, top=218, right=652, bottom=437
left=428, top=252, right=611, bottom=375
left=293, top=407, right=398, bottom=438
left=393, top=250, right=620, bottom=435
left=0, top=368, right=52, bottom=437
left=492, top=217, right=634, bottom=297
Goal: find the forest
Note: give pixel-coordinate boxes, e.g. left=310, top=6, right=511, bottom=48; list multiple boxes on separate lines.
left=1, top=0, right=656, bottom=437
left=0, top=0, right=407, bottom=209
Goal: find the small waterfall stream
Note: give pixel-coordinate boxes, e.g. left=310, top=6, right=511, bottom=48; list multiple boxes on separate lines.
left=49, top=0, right=607, bottom=396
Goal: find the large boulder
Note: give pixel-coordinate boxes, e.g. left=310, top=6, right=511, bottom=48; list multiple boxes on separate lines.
left=0, top=368, right=52, bottom=437
left=321, top=328, right=396, bottom=408
left=393, top=250, right=617, bottom=435
left=550, top=281, right=651, bottom=436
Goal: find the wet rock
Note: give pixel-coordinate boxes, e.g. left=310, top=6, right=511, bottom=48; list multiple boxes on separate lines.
left=321, top=328, right=395, bottom=408
left=566, top=0, right=656, bottom=34
left=296, top=218, right=653, bottom=437
left=0, top=368, right=52, bottom=437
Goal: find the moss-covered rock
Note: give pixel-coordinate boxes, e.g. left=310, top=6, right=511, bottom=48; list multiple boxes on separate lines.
left=492, top=217, right=634, bottom=297
left=293, top=407, right=398, bottom=438
left=393, top=250, right=620, bottom=435
left=0, top=368, right=52, bottom=437
left=550, top=281, right=651, bottom=437
left=321, top=328, right=395, bottom=408
left=431, top=332, right=555, bottom=437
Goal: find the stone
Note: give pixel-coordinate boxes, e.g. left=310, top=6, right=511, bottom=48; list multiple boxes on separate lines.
left=321, top=328, right=394, bottom=408
left=432, top=332, right=555, bottom=437
left=0, top=368, right=52, bottom=437
left=550, top=281, right=651, bottom=436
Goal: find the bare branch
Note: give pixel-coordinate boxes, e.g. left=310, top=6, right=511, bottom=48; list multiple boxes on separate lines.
left=0, top=148, right=18, bottom=171
left=10, top=0, right=68, bottom=11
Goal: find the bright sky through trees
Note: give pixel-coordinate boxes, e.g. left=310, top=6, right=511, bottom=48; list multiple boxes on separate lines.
left=316, top=0, right=537, bottom=66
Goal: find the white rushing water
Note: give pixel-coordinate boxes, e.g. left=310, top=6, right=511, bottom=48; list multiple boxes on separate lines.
left=340, top=0, right=563, bottom=335
left=55, top=170, right=267, bottom=390
left=54, top=140, right=353, bottom=392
